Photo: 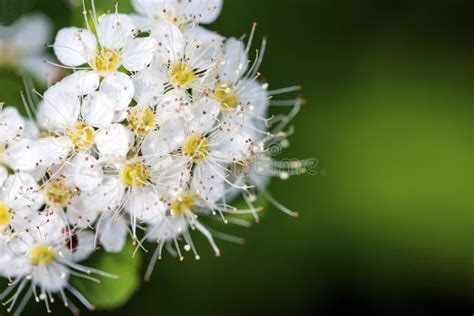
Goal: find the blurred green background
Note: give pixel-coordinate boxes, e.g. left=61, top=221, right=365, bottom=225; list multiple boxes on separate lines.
left=1, top=0, right=473, bottom=315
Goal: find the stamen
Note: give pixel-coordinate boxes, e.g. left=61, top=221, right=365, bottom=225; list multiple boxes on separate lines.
left=169, top=62, right=195, bottom=88
left=127, top=108, right=155, bottom=136
left=183, top=135, right=209, bottom=162
left=30, top=245, right=55, bottom=266
left=92, top=48, right=120, bottom=74
left=120, top=162, right=149, bottom=188
left=67, top=122, right=95, bottom=151
left=44, top=180, right=71, bottom=209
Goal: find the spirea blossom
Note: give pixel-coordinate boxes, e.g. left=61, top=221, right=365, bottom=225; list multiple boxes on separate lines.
left=0, top=1, right=311, bottom=314
left=0, top=13, right=59, bottom=83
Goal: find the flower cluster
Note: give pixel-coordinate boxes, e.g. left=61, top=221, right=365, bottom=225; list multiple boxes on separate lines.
left=0, top=0, right=306, bottom=314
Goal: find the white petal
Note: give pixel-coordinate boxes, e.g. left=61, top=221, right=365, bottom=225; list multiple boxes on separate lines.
left=151, top=156, right=191, bottom=191
left=192, top=163, right=225, bottom=203
left=151, top=20, right=184, bottom=62
left=129, top=13, right=154, bottom=32
left=97, top=216, right=128, bottom=253
left=121, top=37, right=157, bottom=71
left=132, top=66, right=166, bottom=106
left=100, top=72, right=135, bottom=113
left=20, top=56, right=59, bottom=84
left=155, top=89, right=193, bottom=125
left=3, top=139, right=40, bottom=171
left=54, top=27, right=97, bottom=67
left=81, top=91, right=116, bottom=128
left=67, top=196, right=99, bottom=229
left=48, top=160, right=75, bottom=189
left=188, top=96, right=220, bottom=134
left=146, top=215, right=187, bottom=242
left=182, top=0, right=223, bottom=24
left=240, top=79, right=270, bottom=118
left=126, top=187, right=166, bottom=224
left=214, top=131, right=251, bottom=162
left=1, top=172, right=43, bottom=211
left=12, top=13, right=52, bottom=54
left=0, top=167, right=7, bottom=187
left=24, top=120, right=39, bottom=138
left=239, top=80, right=270, bottom=137
left=3, top=138, right=71, bottom=171
left=0, top=107, right=25, bottom=142
left=81, top=177, right=125, bottom=213
left=113, top=108, right=129, bottom=123
left=183, top=26, right=224, bottom=62
left=97, top=14, right=136, bottom=50
left=60, top=70, right=100, bottom=95
left=38, top=83, right=80, bottom=130
left=72, top=154, right=103, bottom=192
left=132, top=0, right=176, bottom=16
left=95, top=124, right=132, bottom=159
left=219, top=37, right=248, bottom=84
left=142, top=120, right=185, bottom=158
left=32, top=262, right=69, bottom=292
left=38, top=137, right=73, bottom=167
left=73, top=231, right=96, bottom=262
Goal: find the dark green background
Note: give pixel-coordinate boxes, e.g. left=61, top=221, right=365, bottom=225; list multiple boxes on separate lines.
left=1, top=0, right=472, bottom=315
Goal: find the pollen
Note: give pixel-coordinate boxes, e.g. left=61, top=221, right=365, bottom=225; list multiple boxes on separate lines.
left=170, top=193, right=196, bottom=217
left=120, top=162, right=149, bottom=187
left=0, top=202, right=11, bottom=226
left=183, top=135, right=209, bottom=162
left=67, top=122, right=95, bottom=151
left=44, top=180, right=71, bottom=208
left=169, top=62, right=195, bottom=88
left=92, top=48, right=120, bottom=73
left=215, top=85, right=238, bottom=110
left=30, top=245, right=55, bottom=266
left=128, top=108, right=155, bottom=136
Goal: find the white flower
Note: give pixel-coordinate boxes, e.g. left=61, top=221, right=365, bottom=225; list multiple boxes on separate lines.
left=94, top=153, right=190, bottom=240
left=146, top=20, right=223, bottom=93
left=0, top=13, right=58, bottom=82
left=131, top=0, right=223, bottom=31
left=0, top=106, right=26, bottom=143
left=53, top=13, right=157, bottom=102
left=9, top=83, right=112, bottom=176
left=0, top=172, right=43, bottom=233
left=210, top=37, right=273, bottom=139
left=0, top=213, right=112, bottom=315
left=77, top=122, right=191, bottom=242
left=96, top=215, right=128, bottom=253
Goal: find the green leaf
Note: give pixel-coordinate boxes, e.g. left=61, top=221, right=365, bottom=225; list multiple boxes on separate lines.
left=71, top=241, right=142, bottom=310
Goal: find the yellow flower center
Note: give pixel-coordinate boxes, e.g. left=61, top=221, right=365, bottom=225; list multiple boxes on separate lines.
left=183, top=135, right=209, bottom=162
left=120, top=162, right=149, bottom=187
left=127, top=108, right=155, bottom=136
left=30, top=245, right=55, bottom=266
left=67, top=122, right=95, bottom=151
left=170, top=193, right=196, bottom=217
left=0, top=201, right=11, bottom=226
left=169, top=62, right=195, bottom=88
left=44, top=180, right=71, bottom=208
left=215, top=85, right=238, bottom=110
left=92, top=48, right=120, bottom=73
